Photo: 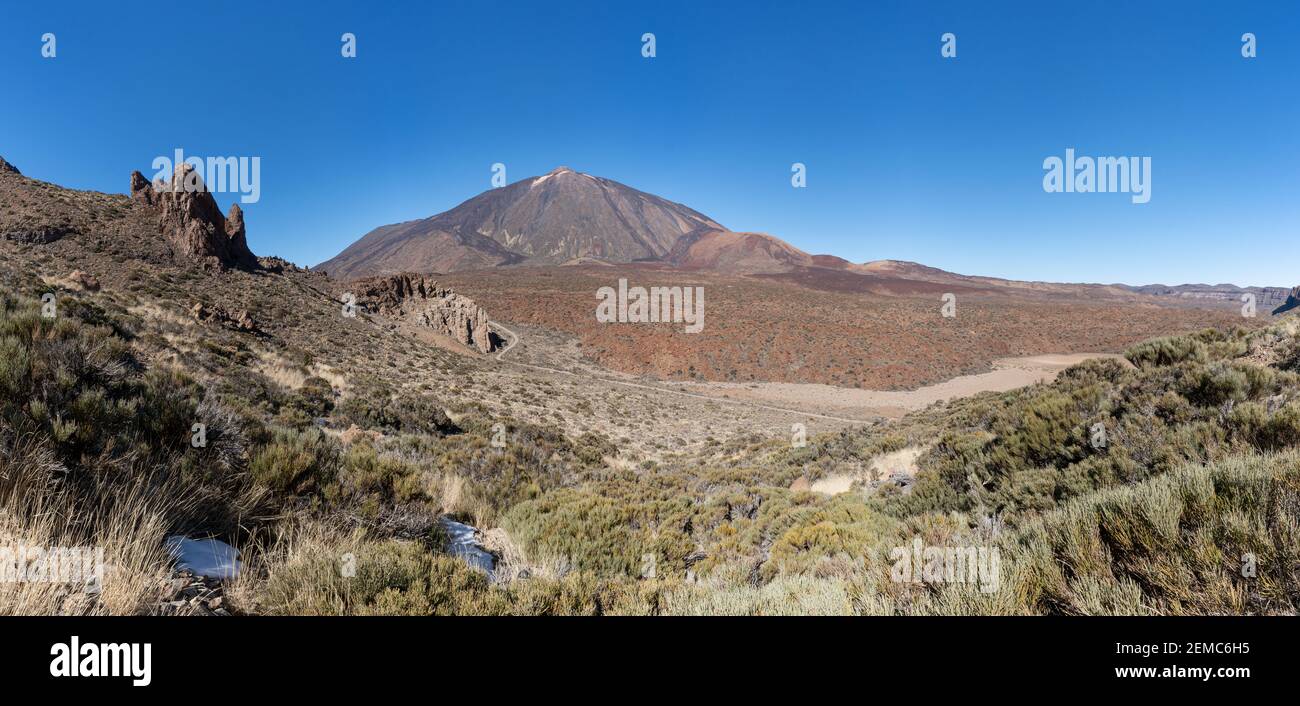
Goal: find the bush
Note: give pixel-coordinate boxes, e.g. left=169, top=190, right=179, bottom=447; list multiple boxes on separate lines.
left=503, top=489, right=643, bottom=577
left=249, top=427, right=340, bottom=493
left=0, top=292, right=265, bottom=614
left=292, top=376, right=335, bottom=418
left=1179, top=362, right=1251, bottom=407
left=338, top=443, right=426, bottom=503
left=337, top=387, right=458, bottom=436
left=1229, top=402, right=1300, bottom=451
left=250, top=526, right=502, bottom=615
left=982, top=451, right=1300, bottom=615
left=1125, top=335, right=1207, bottom=368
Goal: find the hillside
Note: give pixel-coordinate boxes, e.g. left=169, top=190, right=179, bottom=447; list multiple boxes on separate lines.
left=665, top=228, right=818, bottom=274
left=3, top=267, right=1297, bottom=614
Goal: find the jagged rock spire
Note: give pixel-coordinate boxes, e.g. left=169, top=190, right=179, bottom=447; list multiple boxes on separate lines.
left=132, top=164, right=257, bottom=270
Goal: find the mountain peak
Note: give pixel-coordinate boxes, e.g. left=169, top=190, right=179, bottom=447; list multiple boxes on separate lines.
left=532, top=166, right=593, bottom=187
left=320, top=169, right=724, bottom=279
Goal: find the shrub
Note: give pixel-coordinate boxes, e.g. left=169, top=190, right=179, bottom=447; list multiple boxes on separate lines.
left=1229, top=402, right=1300, bottom=451
left=1125, top=335, right=1206, bottom=368
left=337, top=387, right=458, bottom=436
left=293, top=376, right=335, bottom=417
left=339, top=443, right=426, bottom=503
left=249, top=427, right=340, bottom=493
left=503, top=489, right=643, bottom=577
left=247, top=525, right=502, bottom=615
left=981, top=451, right=1300, bottom=615
left=1179, top=362, right=1251, bottom=407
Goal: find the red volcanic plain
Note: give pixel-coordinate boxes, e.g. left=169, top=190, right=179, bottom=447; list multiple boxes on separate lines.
left=441, top=264, right=1254, bottom=390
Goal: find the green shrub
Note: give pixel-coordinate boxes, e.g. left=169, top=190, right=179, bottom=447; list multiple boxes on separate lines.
left=504, top=489, right=643, bottom=576
left=1125, top=335, right=1207, bottom=368
left=1229, top=402, right=1300, bottom=451
left=981, top=451, right=1300, bottom=615
left=249, top=427, right=339, bottom=493
left=337, top=387, right=458, bottom=436
left=1179, top=362, right=1251, bottom=407
left=339, top=443, right=426, bottom=503
left=293, top=376, right=335, bottom=417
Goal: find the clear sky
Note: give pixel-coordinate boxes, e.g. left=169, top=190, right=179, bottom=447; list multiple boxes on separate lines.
left=1, top=1, right=1295, bottom=286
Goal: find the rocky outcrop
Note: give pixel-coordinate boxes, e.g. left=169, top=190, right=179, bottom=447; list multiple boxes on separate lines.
left=133, top=165, right=257, bottom=270
left=224, top=204, right=252, bottom=264
left=66, top=270, right=100, bottom=291
left=256, top=256, right=310, bottom=274
left=191, top=301, right=261, bottom=334
left=2, top=223, right=77, bottom=244
left=414, top=298, right=499, bottom=354
left=0, top=157, right=20, bottom=175
left=349, top=273, right=499, bottom=353
left=129, top=170, right=151, bottom=201
left=1273, top=286, right=1300, bottom=316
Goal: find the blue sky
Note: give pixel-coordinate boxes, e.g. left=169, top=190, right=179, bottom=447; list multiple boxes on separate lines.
left=1, top=1, right=1295, bottom=285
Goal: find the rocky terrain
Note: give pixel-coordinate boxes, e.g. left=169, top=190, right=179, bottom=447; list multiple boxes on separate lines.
left=1121, top=282, right=1292, bottom=312
left=129, top=164, right=257, bottom=270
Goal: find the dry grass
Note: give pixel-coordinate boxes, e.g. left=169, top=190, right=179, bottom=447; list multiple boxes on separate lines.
left=223, top=520, right=361, bottom=616
left=662, top=564, right=856, bottom=615
left=254, top=354, right=312, bottom=390
left=0, top=434, right=176, bottom=615
left=254, top=352, right=349, bottom=395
